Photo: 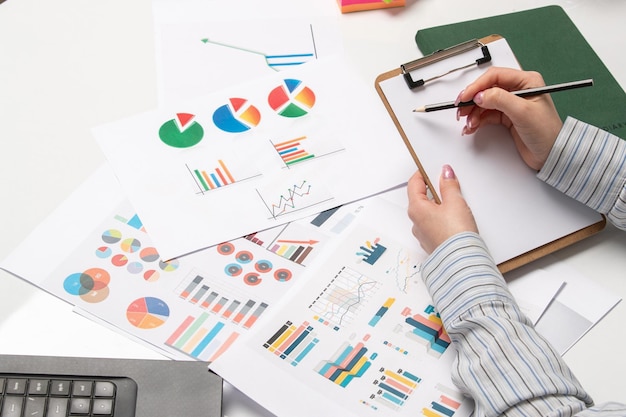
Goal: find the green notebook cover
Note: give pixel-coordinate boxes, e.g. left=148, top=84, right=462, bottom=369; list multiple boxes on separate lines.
left=415, top=5, right=626, bottom=139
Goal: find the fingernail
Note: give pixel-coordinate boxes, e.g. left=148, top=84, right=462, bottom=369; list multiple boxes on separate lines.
left=442, top=164, right=456, bottom=179
left=467, top=116, right=474, bottom=130
left=473, top=91, right=484, bottom=105
left=456, top=107, right=461, bottom=121
left=461, top=125, right=468, bottom=136
left=454, top=89, right=464, bottom=106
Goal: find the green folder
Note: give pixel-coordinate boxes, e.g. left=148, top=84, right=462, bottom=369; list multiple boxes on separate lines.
left=415, top=5, right=626, bottom=139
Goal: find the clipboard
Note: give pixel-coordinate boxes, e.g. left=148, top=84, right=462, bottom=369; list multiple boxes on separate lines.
left=375, top=35, right=605, bottom=273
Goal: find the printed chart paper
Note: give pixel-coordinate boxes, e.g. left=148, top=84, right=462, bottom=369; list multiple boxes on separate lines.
left=93, top=57, right=414, bottom=259
left=0, top=164, right=376, bottom=363
left=1, top=164, right=617, bottom=417
left=155, top=17, right=343, bottom=104
left=210, top=205, right=474, bottom=417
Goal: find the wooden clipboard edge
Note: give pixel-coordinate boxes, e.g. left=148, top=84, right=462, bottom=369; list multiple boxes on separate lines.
left=497, top=215, right=606, bottom=273
left=374, top=65, right=441, bottom=201
left=374, top=34, right=606, bottom=272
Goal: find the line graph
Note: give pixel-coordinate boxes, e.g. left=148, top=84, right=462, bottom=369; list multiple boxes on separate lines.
left=385, top=249, right=422, bottom=294
left=309, top=266, right=381, bottom=329
left=271, top=180, right=311, bottom=216
left=200, top=23, right=318, bottom=71
left=257, top=180, right=334, bottom=220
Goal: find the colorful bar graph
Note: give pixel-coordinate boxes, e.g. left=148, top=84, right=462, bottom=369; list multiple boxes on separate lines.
left=165, top=313, right=226, bottom=360
left=175, top=274, right=268, bottom=329
left=315, top=341, right=373, bottom=387
left=356, top=237, right=387, bottom=265
left=190, top=159, right=236, bottom=192
left=370, top=368, right=421, bottom=410
left=274, top=136, right=315, bottom=166
left=263, top=320, right=319, bottom=366
left=269, top=239, right=317, bottom=265
left=422, top=384, right=463, bottom=417
left=405, top=305, right=451, bottom=358
left=369, top=297, right=395, bottom=327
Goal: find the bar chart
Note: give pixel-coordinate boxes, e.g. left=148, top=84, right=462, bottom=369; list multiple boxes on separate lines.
left=164, top=312, right=240, bottom=361
left=263, top=320, right=319, bottom=367
left=175, top=273, right=269, bottom=328
left=422, top=384, right=463, bottom=417
left=273, top=136, right=315, bottom=167
left=315, top=339, right=375, bottom=388
left=403, top=305, right=451, bottom=358
left=368, top=297, right=395, bottom=327
left=368, top=367, right=422, bottom=410
left=268, top=238, right=317, bottom=266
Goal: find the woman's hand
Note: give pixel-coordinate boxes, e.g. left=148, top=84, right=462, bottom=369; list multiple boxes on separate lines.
left=456, top=67, right=563, bottom=170
left=407, top=165, right=478, bottom=254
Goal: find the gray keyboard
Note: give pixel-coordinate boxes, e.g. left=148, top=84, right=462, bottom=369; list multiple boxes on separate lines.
left=0, top=373, right=137, bottom=417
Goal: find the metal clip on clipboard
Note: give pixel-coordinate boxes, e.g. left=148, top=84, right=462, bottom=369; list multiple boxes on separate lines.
left=401, top=39, right=492, bottom=90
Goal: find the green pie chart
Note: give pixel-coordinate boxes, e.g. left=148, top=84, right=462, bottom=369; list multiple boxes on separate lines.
left=159, top=113, right=204, bottom=148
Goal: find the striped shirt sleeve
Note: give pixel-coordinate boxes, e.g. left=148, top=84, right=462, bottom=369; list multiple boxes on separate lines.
left=538, top=117, right=626, bottom=230
left=421, top=232, right=626, bottom=417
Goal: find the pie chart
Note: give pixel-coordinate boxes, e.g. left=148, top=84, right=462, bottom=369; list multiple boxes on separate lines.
left=213, top=98, right=261, bottom=133
left=268, top=79, right=316, bottom=118
left=126, top=296, right=170, bottom=329
left=159, top=113, right=204, bottom=148
left=102, top=229, right=122, bottom=244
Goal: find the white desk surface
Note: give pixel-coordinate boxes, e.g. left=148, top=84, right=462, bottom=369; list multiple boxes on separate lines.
left=1, top=0, right=625, bottom=415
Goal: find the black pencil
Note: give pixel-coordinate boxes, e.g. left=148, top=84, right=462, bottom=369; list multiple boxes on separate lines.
left=413, top=78, right=594, bottom=113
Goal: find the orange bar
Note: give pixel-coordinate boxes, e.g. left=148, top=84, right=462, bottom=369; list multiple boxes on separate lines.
left=275, top=136, right=306, bottom=148
left=218, top=159, right=235, bottom=183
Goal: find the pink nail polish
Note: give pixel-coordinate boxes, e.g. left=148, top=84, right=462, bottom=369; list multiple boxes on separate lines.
left=456, top=108, right=461, bottom=121
left=454, top=89, right=465, bottom=106
left=442, top=164, right=456, bottom=179
left=473, top=91, right=484, bottom=105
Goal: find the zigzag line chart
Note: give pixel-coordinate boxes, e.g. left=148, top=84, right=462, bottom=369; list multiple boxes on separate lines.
left=309, top=266, right=381, bottom=329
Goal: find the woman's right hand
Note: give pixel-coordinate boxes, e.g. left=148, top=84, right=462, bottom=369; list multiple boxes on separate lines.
left=456, top=67, right=563, bottom=171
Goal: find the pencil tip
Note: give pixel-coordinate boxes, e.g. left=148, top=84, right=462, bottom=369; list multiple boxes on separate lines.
left=413, top=106, right=425, bottom=113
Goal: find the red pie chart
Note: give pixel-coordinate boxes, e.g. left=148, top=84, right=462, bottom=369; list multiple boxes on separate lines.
left=268, top=79, right=316, bottom=117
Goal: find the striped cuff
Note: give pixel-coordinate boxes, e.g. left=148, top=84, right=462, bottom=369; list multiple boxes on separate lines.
left=538, top=117, right=626, bottom=228
left=421, top=232, right=518, bottom=330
